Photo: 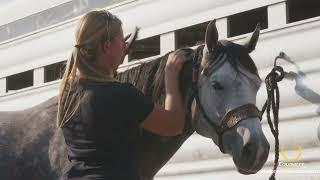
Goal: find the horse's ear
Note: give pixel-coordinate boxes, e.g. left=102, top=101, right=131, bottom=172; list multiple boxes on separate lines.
left=243, top=23, right=260, bottom=53
left=205, top=20, right=218, bottom=53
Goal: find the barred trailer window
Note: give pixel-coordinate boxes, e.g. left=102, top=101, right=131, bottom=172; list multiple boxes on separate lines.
left=44, top=61, right=66, bottom=83
left=228, top=7, right=268, bottom=37
left=175, top=21, right=209, bottom=49
left=6, top=70, right=33, bottom=92
left=128, top=35, right=160, bottom=61
left=287, top=0, right=320, bottom=23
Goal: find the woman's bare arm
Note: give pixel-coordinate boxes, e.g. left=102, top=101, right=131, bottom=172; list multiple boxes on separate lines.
left=141, top=50, right=186, bottom=136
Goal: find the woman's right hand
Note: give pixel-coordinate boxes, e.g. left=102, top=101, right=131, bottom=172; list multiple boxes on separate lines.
left=165, top=50, right=187, bottom=78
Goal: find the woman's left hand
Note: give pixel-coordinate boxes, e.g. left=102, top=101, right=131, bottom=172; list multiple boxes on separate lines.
left=123, top=34, right=130, bottom=56
left=123, top=28, right=139, bottom=56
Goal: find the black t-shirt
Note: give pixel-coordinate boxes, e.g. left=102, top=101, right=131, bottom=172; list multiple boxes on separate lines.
left=61, top=79, right=154, bottom=180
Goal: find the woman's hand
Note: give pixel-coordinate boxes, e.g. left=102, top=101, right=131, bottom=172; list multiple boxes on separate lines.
left=123, top=34, right=131, bottom=56
left=123, top=28, right=138, bottom=56
left=165, top=50, right=187, bottom=78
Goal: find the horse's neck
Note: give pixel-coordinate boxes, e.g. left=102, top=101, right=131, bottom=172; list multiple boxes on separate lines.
left=140, top=89, right=194, bottom=180
left=140, top=130, right=194, bottom=180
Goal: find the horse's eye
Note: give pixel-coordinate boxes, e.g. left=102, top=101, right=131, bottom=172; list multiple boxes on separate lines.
left=212, top=81, right=224, bottom=90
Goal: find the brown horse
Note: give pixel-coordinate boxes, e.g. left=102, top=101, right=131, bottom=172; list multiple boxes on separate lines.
left=0, top=20, right=269, bottom=180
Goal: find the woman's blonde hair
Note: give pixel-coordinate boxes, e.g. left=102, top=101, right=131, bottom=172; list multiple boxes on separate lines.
left=56, top=10, right=122, bottom=128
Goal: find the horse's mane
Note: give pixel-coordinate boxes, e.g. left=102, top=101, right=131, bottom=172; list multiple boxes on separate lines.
left=116, top=49, right=194, bottom=106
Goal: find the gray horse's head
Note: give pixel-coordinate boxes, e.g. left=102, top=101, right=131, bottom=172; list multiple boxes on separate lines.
left=192, top=20, right=269, bottom=174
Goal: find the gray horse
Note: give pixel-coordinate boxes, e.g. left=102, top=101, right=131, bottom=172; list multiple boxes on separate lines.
left=0, top=20, right=269, bottom=180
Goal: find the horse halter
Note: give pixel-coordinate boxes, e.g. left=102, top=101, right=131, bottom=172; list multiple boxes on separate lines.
left=190, top=46, right=262, bottom=153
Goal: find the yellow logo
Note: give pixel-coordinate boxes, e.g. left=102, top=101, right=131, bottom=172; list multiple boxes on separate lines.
left=279, top=144, right=304, bottom=168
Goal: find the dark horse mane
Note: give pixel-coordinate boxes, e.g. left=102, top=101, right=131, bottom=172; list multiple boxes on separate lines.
left=116, top=48, right=195, bottom=106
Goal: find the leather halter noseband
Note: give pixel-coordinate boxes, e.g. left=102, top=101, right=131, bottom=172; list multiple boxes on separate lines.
left=191, top=46, right=262, bottom=153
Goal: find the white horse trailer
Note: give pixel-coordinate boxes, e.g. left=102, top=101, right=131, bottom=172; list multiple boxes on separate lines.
left=0, top=0, right=319, bottom=179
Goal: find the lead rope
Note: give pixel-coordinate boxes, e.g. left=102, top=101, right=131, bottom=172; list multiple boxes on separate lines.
left=260, top=53, right=286, bottom=180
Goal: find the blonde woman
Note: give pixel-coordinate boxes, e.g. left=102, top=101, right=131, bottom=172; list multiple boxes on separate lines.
left=57, top=10, right=186, bottom=180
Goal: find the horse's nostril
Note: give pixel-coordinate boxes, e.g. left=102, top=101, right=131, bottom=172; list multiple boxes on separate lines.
left=242, top=142, right=258, bottom=163
left=242, top=143, right=252, bottom=157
